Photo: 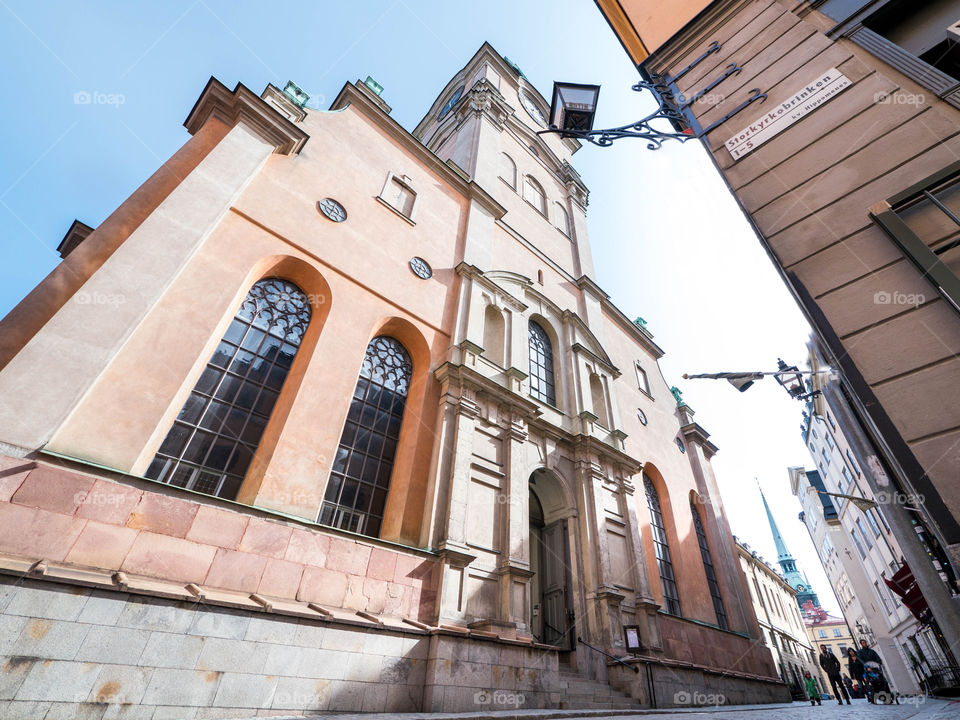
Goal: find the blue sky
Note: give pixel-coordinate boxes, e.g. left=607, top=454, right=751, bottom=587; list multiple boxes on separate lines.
left=0, top=1, right=835, bottom=611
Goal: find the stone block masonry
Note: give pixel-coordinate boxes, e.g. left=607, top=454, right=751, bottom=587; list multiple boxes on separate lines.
left=0, top=577, right=556, bottom=718
left=0, top=456, right=440, bottom=621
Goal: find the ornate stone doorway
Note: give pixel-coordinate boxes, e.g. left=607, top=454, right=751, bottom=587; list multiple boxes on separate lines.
left=529, top=471, right=574, bottom=650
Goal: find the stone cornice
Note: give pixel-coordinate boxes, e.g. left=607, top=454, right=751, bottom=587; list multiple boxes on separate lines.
left=456, top=79, right=512, bottom=130
left=184, top=77, right=309, bottom=155
left=596, top=291, right=666, bottom=360
left=456, top=263, right=528, bottom=312
left=433, top=362, right=541, bottom=419
left=571, top=342, right=620, bottom=379
left=56, top=219, right=95, bottom=259
left=330, top=82, right=507, bottom=221
left=571, top=434, right=642, bottom=475
left=681, top=421, right=720, bottom=458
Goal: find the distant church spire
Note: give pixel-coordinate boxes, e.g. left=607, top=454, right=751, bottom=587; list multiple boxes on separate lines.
left=760, top=486, right=793, bottom=566
left=758, top=483, right=820, bottom=610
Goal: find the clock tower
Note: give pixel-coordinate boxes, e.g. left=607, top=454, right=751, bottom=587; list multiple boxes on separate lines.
left=761, top=488, right=820, bottom=609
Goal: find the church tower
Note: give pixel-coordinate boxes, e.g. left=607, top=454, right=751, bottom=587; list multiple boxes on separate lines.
left=0, top=43, right=788, bottom=715
left=761, top=488, right=819, bottom=609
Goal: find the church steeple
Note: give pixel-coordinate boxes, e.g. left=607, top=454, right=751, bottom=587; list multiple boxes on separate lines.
left=759, top=485, right=820, bottom=610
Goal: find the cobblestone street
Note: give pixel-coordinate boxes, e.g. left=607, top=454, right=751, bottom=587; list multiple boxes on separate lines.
left=278, top=698, right=959, bottom=720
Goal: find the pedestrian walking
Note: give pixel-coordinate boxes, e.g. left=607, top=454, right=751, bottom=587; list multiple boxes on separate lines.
left=804, top=670, right=822, bottom=706
left=819, top=645, right=852, bottom=705
left=847, top=648, right=866, bottom=700
left=857, top=639, right=883, bottom=667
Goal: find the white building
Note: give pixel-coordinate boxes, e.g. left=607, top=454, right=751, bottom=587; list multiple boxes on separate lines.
left=791, top=414, right=951, bottom=697
left=736, top=540, right=822, bottom=700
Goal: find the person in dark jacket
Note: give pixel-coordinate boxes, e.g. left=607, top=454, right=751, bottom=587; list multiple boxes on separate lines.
left=847, top=649, right=866, bottom=700
left=857, top=639, right=883, bottom=666
left=819, top=645, right=852, bottom=705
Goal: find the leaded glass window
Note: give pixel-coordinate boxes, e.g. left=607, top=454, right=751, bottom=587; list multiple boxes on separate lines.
left=319, top=336, right=412, bottom=538
left=692, top=503, right=728, bottom=630
left=528, top=320, right=556, bottom=406
left=146, top=278, right=310, bottom=499
left=644, top=474, right=681, bottom=616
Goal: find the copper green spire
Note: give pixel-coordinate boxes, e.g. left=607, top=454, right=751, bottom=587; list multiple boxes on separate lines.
left=758, top=483, right=820, bottom=610
left=760, top=486, right=792, bottom=565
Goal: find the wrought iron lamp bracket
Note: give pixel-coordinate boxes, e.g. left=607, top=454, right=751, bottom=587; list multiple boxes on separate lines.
left=538, top=40, right=768, bottom=150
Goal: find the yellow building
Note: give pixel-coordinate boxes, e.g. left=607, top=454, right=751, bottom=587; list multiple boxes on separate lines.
left=806, top=612, right=856, bottom=697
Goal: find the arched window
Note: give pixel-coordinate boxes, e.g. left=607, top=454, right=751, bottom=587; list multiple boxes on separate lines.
left=524, top=175, right=547, bottom=216
left=555, top=202, right=571, bottom=236
left=319, top=336, right=413, bottom=538
left=589, top=373, right=608, bottom=428
left=644, top=474, right=681, bottom=616
left=500, top=152, right=517, bottom=189
left=146, top=278, right=311, bottom=499
left=528, top=320, right=556, bottom=406
left=692, top=503, right=728, bottom=629
left=483, top=304, right=506, bottom=367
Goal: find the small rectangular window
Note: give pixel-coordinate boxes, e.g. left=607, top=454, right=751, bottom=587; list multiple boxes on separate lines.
left=390, top=178, right=415, bottom=217
left=856, top=517, right=874, bottom=550
left=846, top=449, right=860, bottom=477
left=379, top=173, right=417, bottom=221
left=635, top=362, right=650, bottom=395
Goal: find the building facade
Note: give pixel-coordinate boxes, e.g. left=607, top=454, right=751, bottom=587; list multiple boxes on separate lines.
left=0, top=44, right=787, bottom=717
left=804, top=610, right=855, bottom=697
left=789, top=341, right=957, bottom=695
left=736, top=540, right=822, bottom=699
left=596, top=0, right=960, bottom=649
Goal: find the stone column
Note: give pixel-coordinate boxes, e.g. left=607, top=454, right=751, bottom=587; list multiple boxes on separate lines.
left=432, top=367, right=480, bottom=625
left=495, top=408, right=534, bottom=635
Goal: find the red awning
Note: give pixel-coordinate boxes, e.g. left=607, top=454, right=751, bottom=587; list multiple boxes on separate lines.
left=884, top=563, right=930, bottom=624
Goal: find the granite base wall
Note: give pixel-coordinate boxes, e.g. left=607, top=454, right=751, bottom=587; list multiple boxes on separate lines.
left=0, top=577, right=429, bottom=720
left=609, top=661, right=792, bottom=708
left=422, top=634, right=560, bottom=712
left=0, top=578, right=564, bottom=719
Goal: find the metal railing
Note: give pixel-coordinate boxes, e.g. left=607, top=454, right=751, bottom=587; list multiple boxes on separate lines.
left=577, top=636, right=640, bottom=673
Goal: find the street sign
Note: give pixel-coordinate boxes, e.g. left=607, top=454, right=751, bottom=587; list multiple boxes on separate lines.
left=724, top=68, right=851, bottom=160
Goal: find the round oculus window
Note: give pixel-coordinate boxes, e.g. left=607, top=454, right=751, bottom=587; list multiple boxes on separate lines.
left=637, top=409, right=648, bottom=426
left=317, top=198, right=347, bottom=222
left=409, top=257, right=432, bottom=279
left=676, top=437, right=686, bottom=453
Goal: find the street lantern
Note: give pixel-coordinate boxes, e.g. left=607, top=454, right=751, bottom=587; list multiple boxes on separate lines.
left=774, top=359, right=808, bottom=400
left=682, top=361, right=825, bottom=402
left=536, top=41, right=769, bottom=149
left=548, top=82, right=601, bottom=135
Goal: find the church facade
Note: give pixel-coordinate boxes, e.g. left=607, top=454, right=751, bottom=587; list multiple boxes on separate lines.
left=0, top=44, right=786, bottom=717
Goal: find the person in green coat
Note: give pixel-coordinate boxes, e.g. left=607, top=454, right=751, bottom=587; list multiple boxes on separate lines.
left=804, top=670, right=822, bottom=706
